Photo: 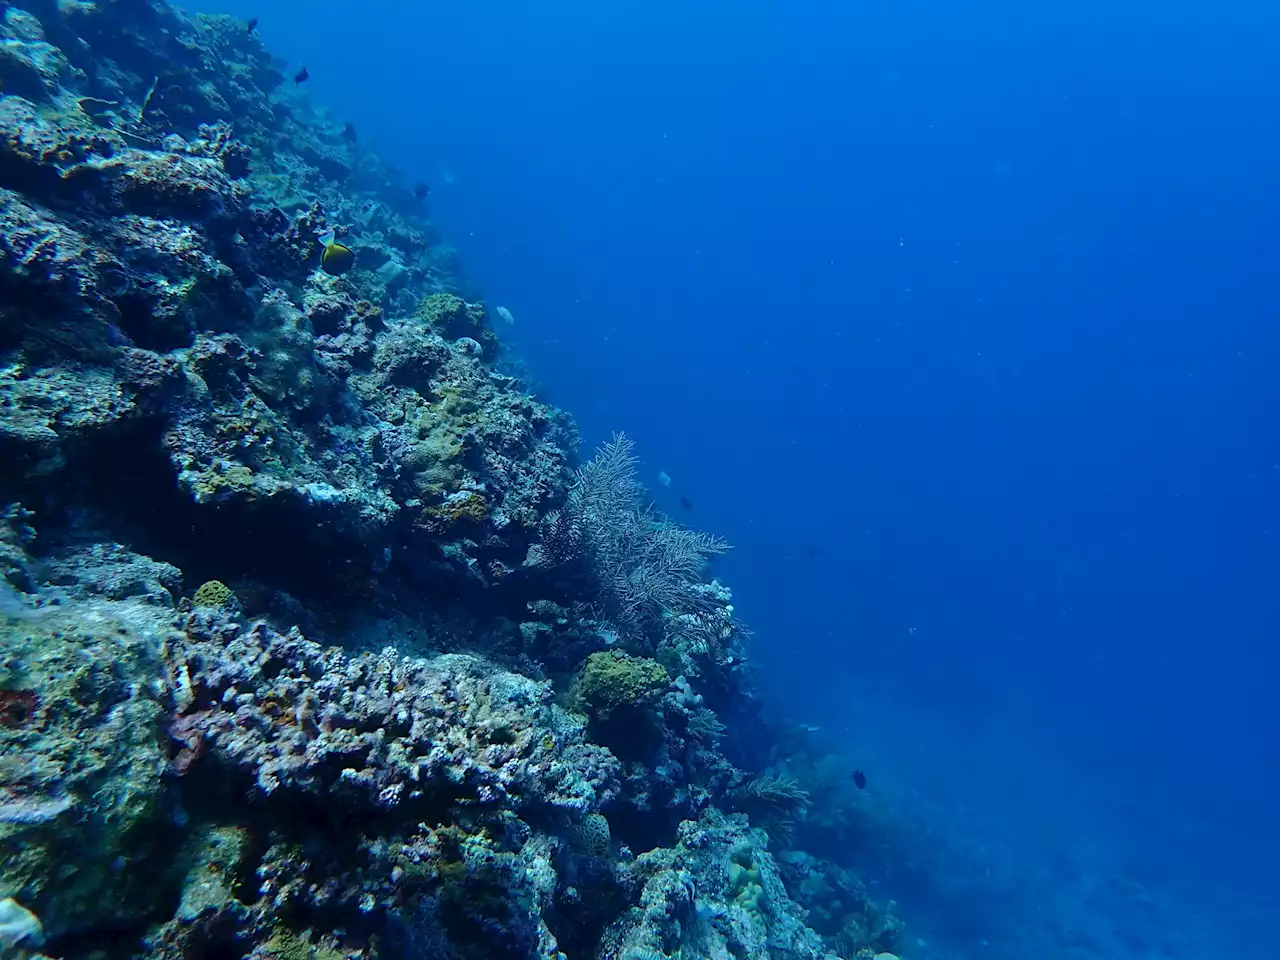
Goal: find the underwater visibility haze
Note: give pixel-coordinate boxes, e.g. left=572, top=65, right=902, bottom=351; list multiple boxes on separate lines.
left=0, top=0, right=1276, bottom=959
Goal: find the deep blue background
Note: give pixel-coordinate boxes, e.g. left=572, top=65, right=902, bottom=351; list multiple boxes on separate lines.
left=196, top=0, right=1278, bottom=954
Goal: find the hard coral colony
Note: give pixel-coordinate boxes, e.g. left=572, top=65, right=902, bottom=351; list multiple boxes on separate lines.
left=0, top=5, right=902, bottom=960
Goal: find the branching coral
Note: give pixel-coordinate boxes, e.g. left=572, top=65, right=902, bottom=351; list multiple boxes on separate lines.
left=168, top=613, right=619, bottom=813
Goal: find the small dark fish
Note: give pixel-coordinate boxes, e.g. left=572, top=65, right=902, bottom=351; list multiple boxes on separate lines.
left=805, top=543, right=821, bottom=558
left=246, top=16, right=258, bottom=32
left=679, top=495, right=694, bottom=511
left=294, top=65, right=309, bottom=86
left=852, top=769, right=867, bottom=790
left=342, top=121, right=357, bottom=142
left=413, top=182, right=430, bottom=200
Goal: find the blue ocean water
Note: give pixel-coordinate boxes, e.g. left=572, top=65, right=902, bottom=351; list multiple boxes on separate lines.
left=202, top=0, right=1278, bottom=955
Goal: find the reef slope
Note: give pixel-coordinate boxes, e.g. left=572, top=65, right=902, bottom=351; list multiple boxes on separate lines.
left=0, top=3, right=901, bottom=960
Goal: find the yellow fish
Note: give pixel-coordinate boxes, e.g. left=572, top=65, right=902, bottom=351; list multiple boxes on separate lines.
left=318, top=228, right=354, bottom=276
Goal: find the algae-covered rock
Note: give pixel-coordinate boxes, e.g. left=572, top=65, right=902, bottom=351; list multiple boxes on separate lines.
left=173, top=825, right=250, bottom=922
left=0, top=597, right=179, bottom=941
left=415, top=293, right=498, bottom=357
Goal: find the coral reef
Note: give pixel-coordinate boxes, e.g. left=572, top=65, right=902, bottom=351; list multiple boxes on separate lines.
left=0, top=0, right=570, bottom=615
left=599, top=811, right=829, bottom=960
left=0, top=1, right=905, bottom=959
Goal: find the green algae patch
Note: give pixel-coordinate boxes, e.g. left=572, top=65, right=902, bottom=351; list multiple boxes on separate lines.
left=573, top=651, right=669, bottom=722
left=263, top=927, right=349, bottom=960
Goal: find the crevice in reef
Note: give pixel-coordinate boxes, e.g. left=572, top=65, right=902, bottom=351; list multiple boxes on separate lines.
left=604, top=800, right=680, bottom=856
left=32, top=418, right=374, bottom=608
left=112, top=291, right=196, bottom=353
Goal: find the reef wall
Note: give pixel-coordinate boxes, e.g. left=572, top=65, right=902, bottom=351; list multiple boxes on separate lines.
left=0, top=2, right=903, bottom=959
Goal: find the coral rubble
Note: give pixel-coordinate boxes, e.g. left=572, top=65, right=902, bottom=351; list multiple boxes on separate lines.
left=0, top=1, right=902, bottom=959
